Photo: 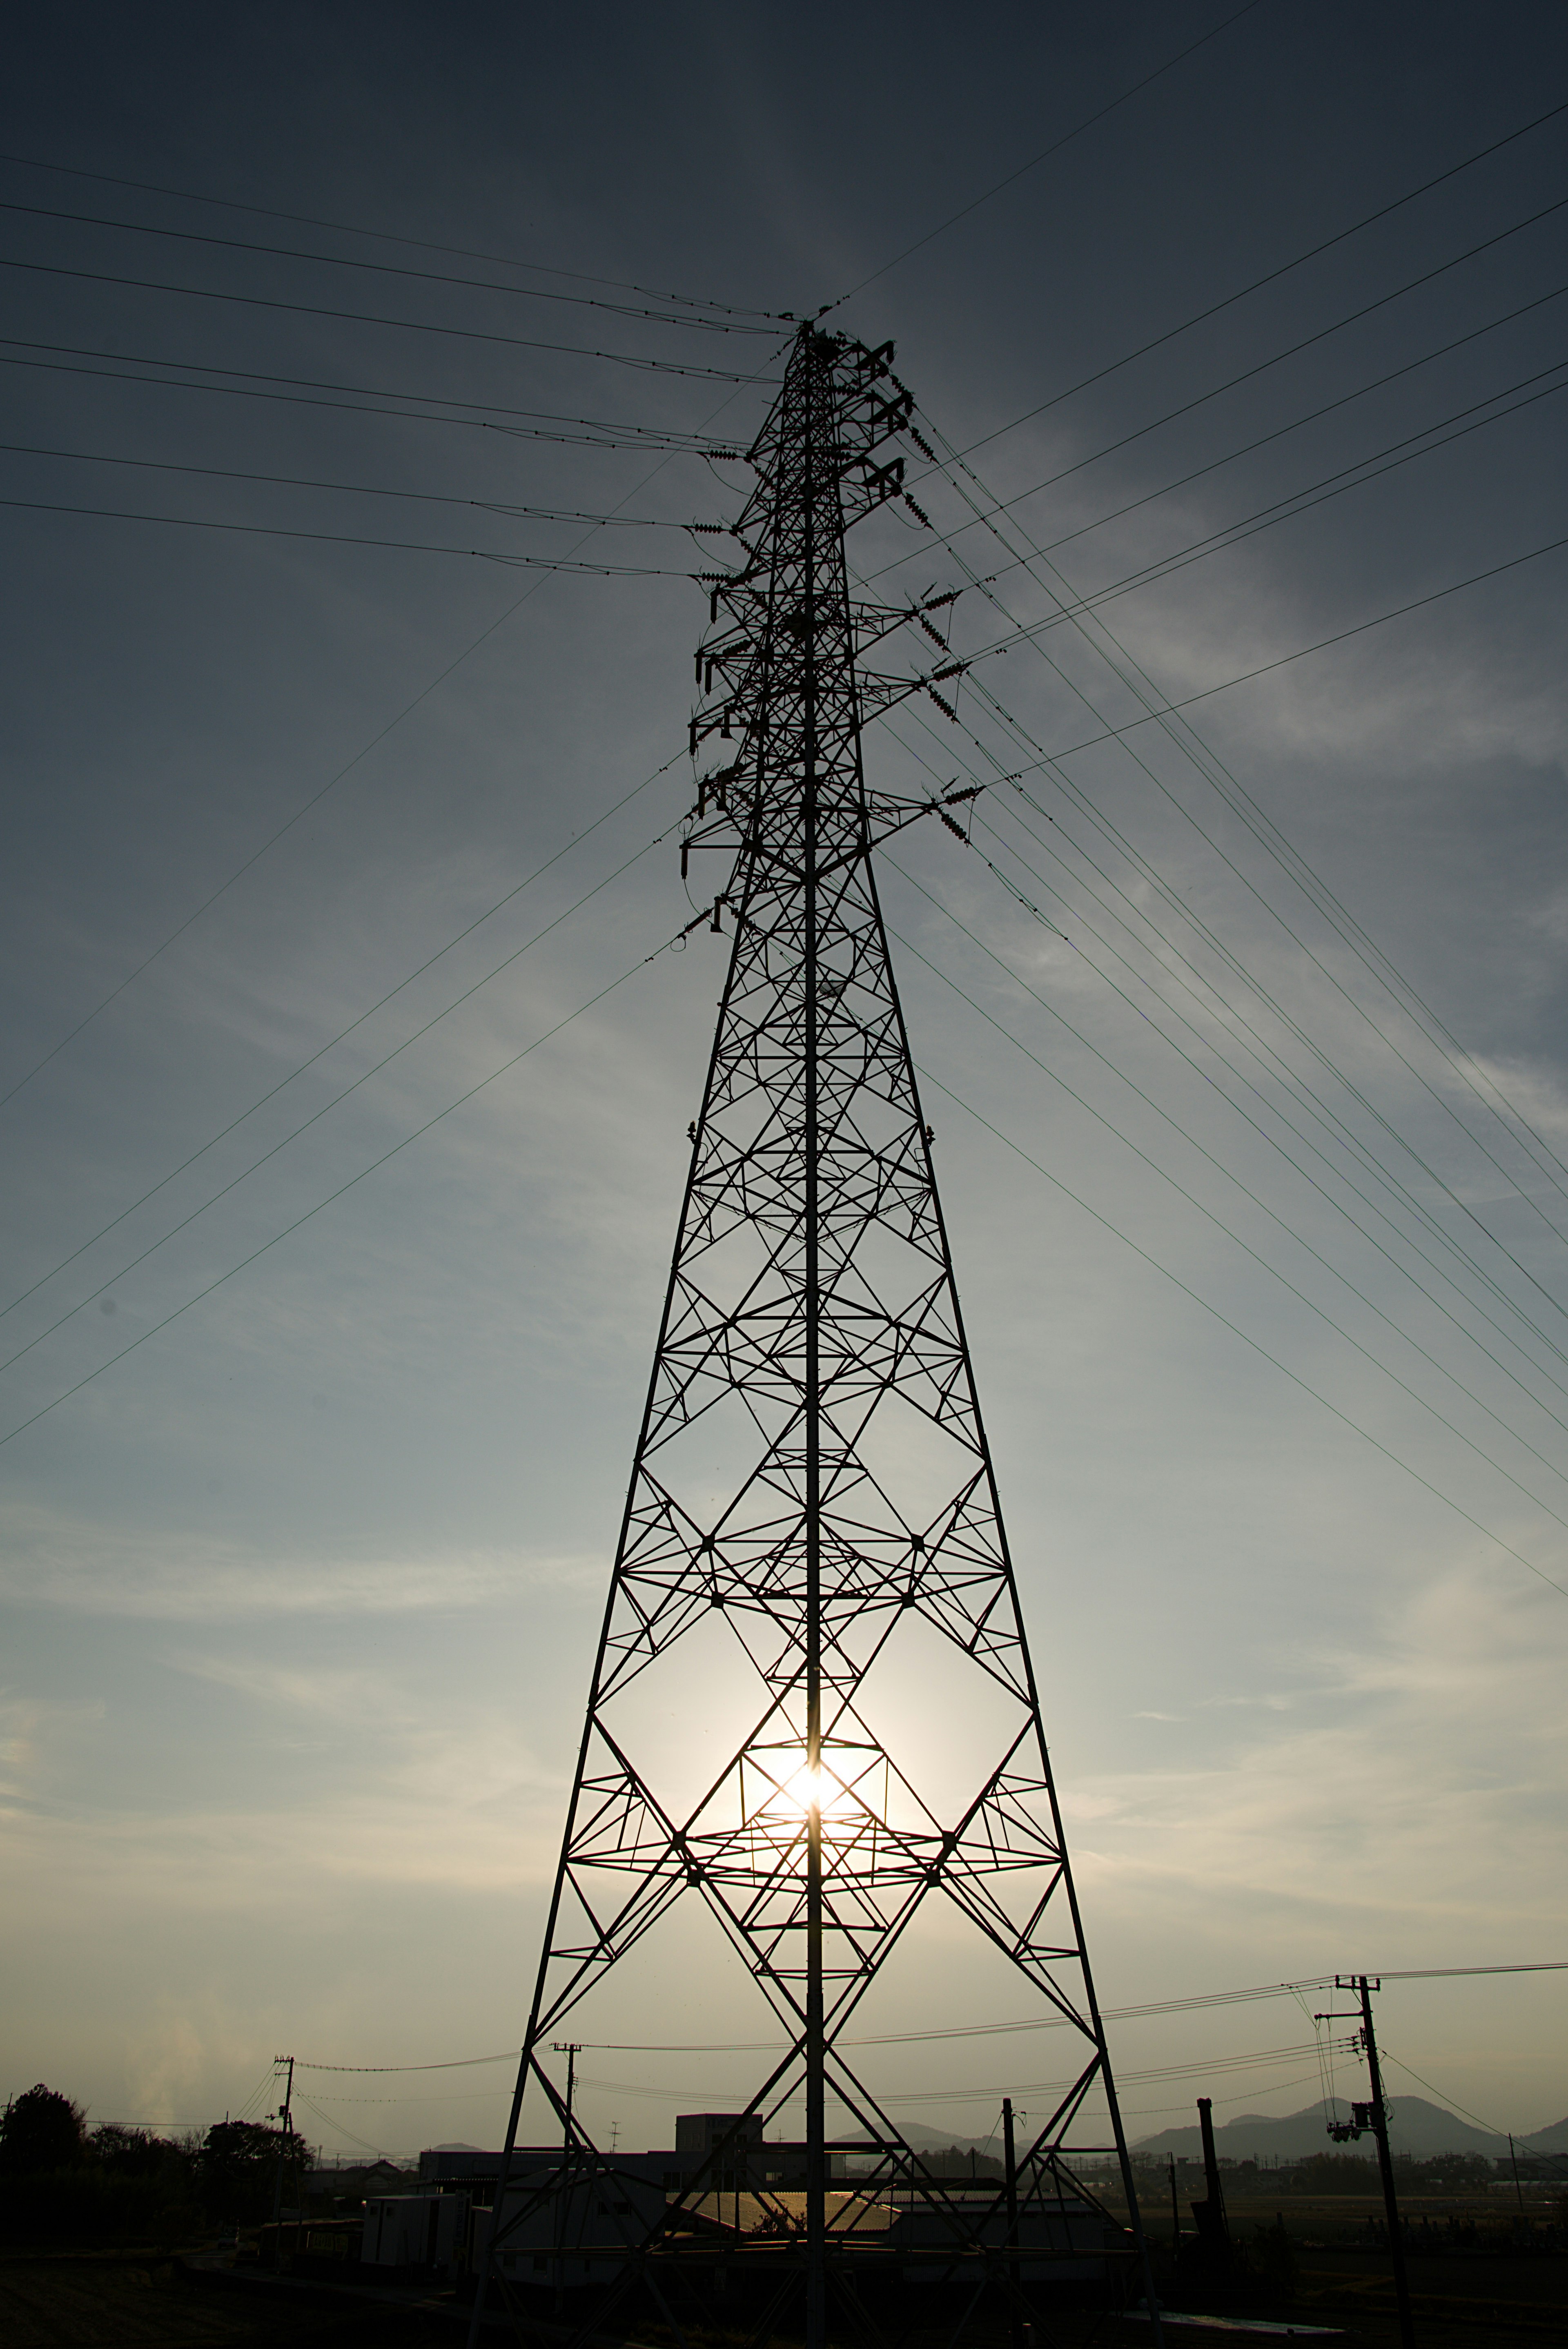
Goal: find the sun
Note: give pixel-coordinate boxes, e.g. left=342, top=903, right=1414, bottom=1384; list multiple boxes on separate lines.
left=740, top=1740, right=889, bottom=1868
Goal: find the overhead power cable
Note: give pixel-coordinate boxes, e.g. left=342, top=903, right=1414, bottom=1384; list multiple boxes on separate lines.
left=951, top=96, right=1568, bottom=461
left=886, top=880, right=1568, bottom=1520
left=828, top=0, right=1269, bottom=302
left=0, top=757, right=680, bottom=1327
left=892, top=691, right=1568, bottom=1372
left=0, top=437, right=703, bottom=529
left=0, top=924, right=699, bottom=1453
left=884, top=696, right=1568, bottom=1395
left=931, top=555, right=1568, bottom=1261
left=971, top=649, right=1568, bottom=1317
left=872, top=555, right=1568, bottom=1376
left=0, top=328, right=786, bottom=1114
left=873, top=501, right=1568, bottom=1293
left=902, top=257, right=1568, bottom=1217
left=0, top=335, right=748, bottom=451
left=290, top=2091, right=390, bottom=2158
left=574, top=2042, right=1357, bottom=2112
left=289, top=1959, right=1568, bottom=2068
left=0, top=254, right=769, bottom=381
left=969, top=362, right=1568, bottom=621
left=0, top=494, right=690, bottom=571
left=921, top=684, right=1568, bottom=1380
left=0, top=147, right=775, bottom=320
left=871, top=331, right=1568, bottom=1229
left=916, top=438, right=1568, bottom=1248
left=961, top=796, right=1568, bottom=1415
left=890, top=351, right=1568, bottom=620
left=0, top=824, right=677, bottom=1384
left=922, top=361, right=1568, bottom=1232
left=913, top=1061, right=1568, bottom=1605
left=966, top=532, right=1568, bottom=754
left=922, top=280, right=1568, bottom=567
left=0, top=196, right=778, bottom=334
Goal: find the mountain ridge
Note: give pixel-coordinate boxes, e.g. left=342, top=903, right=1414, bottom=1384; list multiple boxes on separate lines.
left=1131, top=2095, right=1568, bottom=2163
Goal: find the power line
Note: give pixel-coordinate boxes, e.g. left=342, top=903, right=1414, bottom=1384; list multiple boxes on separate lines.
left=927, top=481, right=1568, bottom=1253
left=33, top=340, right=1552, bottom=595
left=909, top=827, right=1568, bottom=1438
left=0, top=437, right=705, bottom=526
left=572, top=2044, right=1349, bottom=2112
left=962, top=797, right=1568, bottom=1420
left=286, top=1961, right=1568, bottom=2073
left=0, top=929, right=689, bottom=1452
left=931, top=282, right=1568, bottom=566
left=936, top=359, right=1568, bottom=622
left=296, top=2053, right=519, bottom=2074
left=0, top=196, right=779, bottom=334
left=969, top=531, right=1568, bottom=747
left=914, top=1061, right=1568, bottom=1604
left=885, top=694, right=1568, bottom=1396
left=867, top=524, right=1568, bottom=1354
left=904, top=308, right=1568, bottom=1231
left=876, top=537, right=1568, bottom=1351
left=987, top=732, right=1568, bottom=1371
left=0, top=330, right=786, bottom=1113
left=828, top=0, right=1269, bottom=303
left=0, top=493, right=693, bottom=569
left=0, top=823, right=675, bottom=1387
left=0, top=335, right=749, bottom=451
left=888, top=889, right=1568, bottom=1533
left=952, top=97, right=1568, bottom=461
left=0, top=253, right=768, bottom=381
left=0, top=148, right=776, bottom=322
left=0, top=756, right=681, bottom=1327
left=967, top=649, right=1568, bottom=1322
left=872, top=327, right=1568, bottom=1227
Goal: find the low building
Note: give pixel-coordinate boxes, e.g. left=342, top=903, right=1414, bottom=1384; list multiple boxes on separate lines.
left=485, top=2156, right=670, bottom=2289
left=362, top=2191, right=470, bottom=2274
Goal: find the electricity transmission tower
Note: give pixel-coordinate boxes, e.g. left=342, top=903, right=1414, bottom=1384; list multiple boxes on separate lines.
left=472, top=325, right=1161, bottom=2346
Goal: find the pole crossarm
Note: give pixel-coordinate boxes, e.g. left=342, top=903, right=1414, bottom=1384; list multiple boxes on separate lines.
left=470, top=326, right=1163, bottom=2349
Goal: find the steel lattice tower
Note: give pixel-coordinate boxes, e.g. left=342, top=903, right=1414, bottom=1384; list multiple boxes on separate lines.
left=471, top=326, right=1160, bottom=2347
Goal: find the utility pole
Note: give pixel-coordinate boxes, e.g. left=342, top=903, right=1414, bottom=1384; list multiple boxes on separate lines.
left=1318, top=1977, right=1414, bottom=2349
left=1002, top=2098, right=1023, bottom=2349
left=468, top=324, right=1164, bottom=2349
left=551, top=2042, right=581, bottom=2156
left=270, top=2055, right=295, bottom=2243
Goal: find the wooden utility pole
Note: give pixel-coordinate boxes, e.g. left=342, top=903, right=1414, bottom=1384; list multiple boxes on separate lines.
left=1319, top=1977, right=1415, bottom=2349
left=1002, top=2098, right=1023, bottom=2349
left=270, top=2055, right=295, bottom=2244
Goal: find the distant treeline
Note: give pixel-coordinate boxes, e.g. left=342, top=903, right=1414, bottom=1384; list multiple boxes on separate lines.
left=1134, top=2148, right=1550, bottom=2193
left=0, top=2082, right=306, bottom=2244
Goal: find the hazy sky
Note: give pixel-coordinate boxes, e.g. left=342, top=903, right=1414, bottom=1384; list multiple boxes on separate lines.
left=3, top=1, right=1567, bottom=2162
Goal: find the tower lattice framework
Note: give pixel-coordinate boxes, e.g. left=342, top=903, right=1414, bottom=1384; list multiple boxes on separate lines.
left=474, top=325, right=1159, bottom=2347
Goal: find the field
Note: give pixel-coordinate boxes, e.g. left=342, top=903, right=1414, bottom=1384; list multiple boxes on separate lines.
left=2, top=2199, right=1565, bottom=2349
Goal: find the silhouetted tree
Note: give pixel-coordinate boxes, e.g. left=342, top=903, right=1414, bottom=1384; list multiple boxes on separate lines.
left=90, top=2124, right=187, bottom=2180
left=201, top=2119, right=294, bottom=2224
left=0, top=2084, right=85, bottom=2174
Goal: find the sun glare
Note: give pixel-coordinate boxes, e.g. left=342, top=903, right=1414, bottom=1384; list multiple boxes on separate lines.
left=740, top=1741, right=889, bottom=1870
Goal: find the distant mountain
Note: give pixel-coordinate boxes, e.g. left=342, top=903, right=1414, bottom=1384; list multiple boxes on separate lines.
left=1133, top=2096, right=1510, bottom=2162
left=1521, top=2117, right=1568, bottom=2155
left=846, top=2123, right=1001, bottom=2156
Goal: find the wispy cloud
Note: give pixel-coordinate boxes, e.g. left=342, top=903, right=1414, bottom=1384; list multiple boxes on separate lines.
left=0, top=1505, right=604, bottom=1620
